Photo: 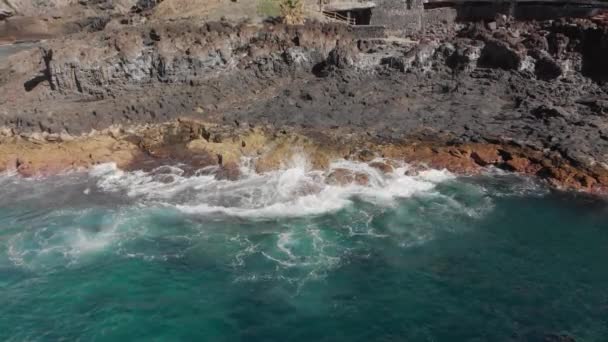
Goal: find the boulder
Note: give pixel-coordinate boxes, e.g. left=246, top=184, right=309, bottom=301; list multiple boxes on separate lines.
left=326, top=168, right=369, bottom=186
left=404, top=164, right=427, bottom=176
left=369, top=161, right=394, bottom=174
left=535, top=55, right=562, bottom=80
left=380, top=56, right=406, bottom=72
left=326, top=45, right=358, bottom=69
left=215, top=161, right=240, bottom=181
left=355, top=149, right=375, bottom=162
left=478, top=39, right=522, bottom=70
left=470, top=146, right=501, bottom=166
left=447, top=44, right=482, bottom=71
left=381, top=41, right=439, bottom=73
left=504, top=155, right=531, bottom=172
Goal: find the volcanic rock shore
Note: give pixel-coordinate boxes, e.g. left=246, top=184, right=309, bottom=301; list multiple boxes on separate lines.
left=1, top=15, right=608, bottom=192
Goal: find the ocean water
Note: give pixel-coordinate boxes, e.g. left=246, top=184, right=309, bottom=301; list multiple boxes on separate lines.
left=1, top=158, right=607, bottom=341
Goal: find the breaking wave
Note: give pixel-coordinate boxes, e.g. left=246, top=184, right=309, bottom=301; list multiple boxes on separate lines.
left=0, top=154, right=502, bottom=277
left=89, top=155, right=456, bottom=219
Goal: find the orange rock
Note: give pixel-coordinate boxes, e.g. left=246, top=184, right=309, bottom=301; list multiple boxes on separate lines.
left=427, top=153, right=479, bottom=173
left=369, top=161, right=394, bottom=174
left=596, top=173, right=608, bottom=186
left=505, top=156, right=530, bottom=172
left=326, top=168, right=369, bottom=186
left=577, top=174, right=596, bottom=188
left=470, top=146, right=501, bottom=166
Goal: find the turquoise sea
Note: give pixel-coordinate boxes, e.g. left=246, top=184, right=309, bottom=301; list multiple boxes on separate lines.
left=1, top=160, right=607, bottom=341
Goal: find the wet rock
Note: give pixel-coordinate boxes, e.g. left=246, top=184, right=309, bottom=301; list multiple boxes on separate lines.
left=354, top=172, right=369, bottom=186
left=355, top=150, right=376, bottom=163
left=215, top=161, right=240, bottom=181
left=326, top=168, right=369, bottom=186
left=404, top=164, right=427, bottom=176
left=369, top=161, right=394, bottom=174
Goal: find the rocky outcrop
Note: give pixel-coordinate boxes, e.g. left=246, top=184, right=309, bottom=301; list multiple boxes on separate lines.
left=1, top=118, right=607, bottom=192
left=2, top=18, right=608, bottom=193
left=478, top=39, right=522, bottom=70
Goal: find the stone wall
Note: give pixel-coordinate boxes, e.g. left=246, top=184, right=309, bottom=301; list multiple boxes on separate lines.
left=351, top=25, right=387, bottom=39
left=369, top=0, right=598, bottom=37
left=423, top=7, right=457, bottom=34
left=370, top=0, right=423, bottom=36
left=370, top=0, right=458, bottom=37
left=449, top=3, right=596, bottom=22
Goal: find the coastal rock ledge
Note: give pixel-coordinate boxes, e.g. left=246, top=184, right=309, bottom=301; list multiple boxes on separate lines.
left=1, top=17, right=608, bottom=193
left=1, top=119, right=607, bottom=193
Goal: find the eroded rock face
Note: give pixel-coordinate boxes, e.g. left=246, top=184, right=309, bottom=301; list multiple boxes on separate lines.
left=1, top=119, right=607, bottom=193
left=2, top=18, right=608, bottom=194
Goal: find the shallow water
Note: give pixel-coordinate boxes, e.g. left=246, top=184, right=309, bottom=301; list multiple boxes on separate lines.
left=1, top=159, right=607, bottom=341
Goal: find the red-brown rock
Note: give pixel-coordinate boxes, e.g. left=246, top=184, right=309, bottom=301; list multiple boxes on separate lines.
left=369, top=161, right=394, bottom=174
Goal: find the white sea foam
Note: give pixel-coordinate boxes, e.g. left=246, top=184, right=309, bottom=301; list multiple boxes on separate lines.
left=4, top=210, right=130, bottom=270
left=89, top=155, right=456, bottom=219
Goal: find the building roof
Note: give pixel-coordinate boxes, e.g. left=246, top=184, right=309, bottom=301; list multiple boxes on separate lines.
left=323, top=1, right=376, bottom=11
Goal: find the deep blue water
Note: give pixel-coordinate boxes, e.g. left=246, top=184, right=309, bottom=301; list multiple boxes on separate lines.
left=0, top=164, right=607, bottom=341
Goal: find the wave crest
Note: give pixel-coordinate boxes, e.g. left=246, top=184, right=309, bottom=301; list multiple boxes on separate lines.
left=90, top=155, right=456, bottom=219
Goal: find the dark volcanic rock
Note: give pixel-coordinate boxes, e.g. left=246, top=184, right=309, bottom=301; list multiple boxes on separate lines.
left=2, top=19, right=608, bottom=191
left=326, top=45, right=358, bottom=69
left=478, top=39, right=522, bottom=70
left=447, top=44, right=481, bottom=72
left=535, top=55, right=562, bottom=80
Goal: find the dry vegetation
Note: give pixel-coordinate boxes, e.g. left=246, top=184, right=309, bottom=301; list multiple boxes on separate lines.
left=279, top=0, right=304, bottom=24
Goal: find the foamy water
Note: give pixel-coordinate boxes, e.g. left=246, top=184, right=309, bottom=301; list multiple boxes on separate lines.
left=89, top=156, right=456, bottom=219
left=0, top=155, right=479, bottom=275
left=2, top=154, right=607, bottom=341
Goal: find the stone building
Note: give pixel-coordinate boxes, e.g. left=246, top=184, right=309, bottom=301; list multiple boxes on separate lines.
left=319, top=0, right=603, bottom=37
left=319, top=0, right=457, bottom=36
